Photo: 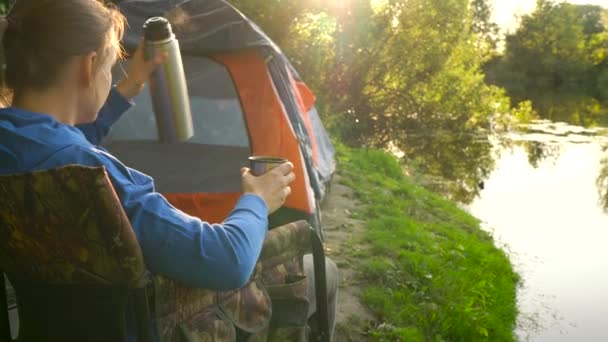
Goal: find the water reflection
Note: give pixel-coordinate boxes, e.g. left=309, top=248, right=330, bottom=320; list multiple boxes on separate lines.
left=404, top=115, right=608, bottom=208
left=522, top=97, right=608, bottom=212
left=518, top=93, right=608, bottom=128
left=508, top=120, right=608, bottom=212
left=595, top=148, right=608, bottom=212
left=398, top=128, right=496, bottom=204
left=522, top=141, right=560, bottom=169
left=396, top=97, right=608, bottom=340
left=468, top=131, right=608, bottom=342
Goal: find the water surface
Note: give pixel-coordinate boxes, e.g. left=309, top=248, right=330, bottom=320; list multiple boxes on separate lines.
left=468, top=121, right=608, bottom=341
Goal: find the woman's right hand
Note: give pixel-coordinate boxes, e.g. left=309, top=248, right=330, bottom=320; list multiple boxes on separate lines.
left=116, top=41, right=168, bottom=100
left=241, top=162, right=296, bottom=214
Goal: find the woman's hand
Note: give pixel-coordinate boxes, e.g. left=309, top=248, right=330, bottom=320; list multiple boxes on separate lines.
left=241, top=162, right=296, bottom=214
left=116, top=41, right=168, bottom=100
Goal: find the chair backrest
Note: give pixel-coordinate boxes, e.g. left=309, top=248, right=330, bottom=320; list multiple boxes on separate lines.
left=0, top=165, right=148, bottom=341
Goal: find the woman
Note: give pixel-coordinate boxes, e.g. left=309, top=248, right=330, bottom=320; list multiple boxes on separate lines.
left=0, top=0, right=295, bottom=291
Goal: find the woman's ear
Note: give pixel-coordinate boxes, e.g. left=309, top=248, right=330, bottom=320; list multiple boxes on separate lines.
left=79, top=51, right=98, bottom=88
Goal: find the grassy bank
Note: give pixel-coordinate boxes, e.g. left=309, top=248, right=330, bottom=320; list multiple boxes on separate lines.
left=336, top=145, right=518, bottom=341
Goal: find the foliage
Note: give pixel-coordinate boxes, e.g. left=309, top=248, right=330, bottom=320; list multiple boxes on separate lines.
left=248, top=0, right=531, bottom=202
left=0, top=1, right=524, bottom=338
left=230, top=0, right=525, bottom=202
left=471, top=0, right=500, bottom=54
left=337, top=144, right=519, bottom=341
left=229, top=0, right=337, bottom=112
left=485, top=0, right=608, bottom=126
left=0, top=0, right=519, bottom=202
left=0, top=0, right=9, bottom=15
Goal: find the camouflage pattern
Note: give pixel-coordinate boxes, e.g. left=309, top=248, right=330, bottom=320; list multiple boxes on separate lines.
left=216, top=280, right=271, bottom=333
left=263, top=272, right=310, bottom=342
left=153, top=275, right=217, bottom=322
left=258, top=221, right=312, bottom=273
left=0, top=165, right=317, bottom=341
left=264, top=274, right=307, bottom=300
left=175, top=308, right=236, bottom=342
left=266, top=326, right=308, bottom=341
left=258, top=262, right=303, bottom=289
left=153, top=276, right=271, bottom=341
left=154, top=221, right=315, bottom=342
left=0, top=165, right=146, bottom=286
left=258, top=222, right=313, bottom=342
left=245, top=327, right=269, bottom=342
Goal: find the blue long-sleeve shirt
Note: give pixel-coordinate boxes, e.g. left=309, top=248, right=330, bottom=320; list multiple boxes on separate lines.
left=0, top=87, right=269, bottom=290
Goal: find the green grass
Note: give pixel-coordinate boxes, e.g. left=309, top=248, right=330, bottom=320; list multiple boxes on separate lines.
left=336, top=144, right=519, bottom=341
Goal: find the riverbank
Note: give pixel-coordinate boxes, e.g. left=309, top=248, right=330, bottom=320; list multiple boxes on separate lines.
left=326, top=145, right=519, bottom=341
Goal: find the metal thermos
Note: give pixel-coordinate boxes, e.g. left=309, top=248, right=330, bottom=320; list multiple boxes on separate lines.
left=143, top=17, right=193, bottom=143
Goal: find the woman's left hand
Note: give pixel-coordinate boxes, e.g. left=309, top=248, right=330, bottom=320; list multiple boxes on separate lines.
left=116, top=41, right=168, bottom=100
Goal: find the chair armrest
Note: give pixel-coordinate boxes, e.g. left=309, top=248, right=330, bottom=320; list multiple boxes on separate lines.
left=257, top=220, right=313, bottom=275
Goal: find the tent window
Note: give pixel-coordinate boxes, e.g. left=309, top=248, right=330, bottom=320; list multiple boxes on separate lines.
left=107, top=57, right=250, bottom=148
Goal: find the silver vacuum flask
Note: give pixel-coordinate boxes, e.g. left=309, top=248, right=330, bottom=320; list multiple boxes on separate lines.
left=143, top=17, right=193, bottom=143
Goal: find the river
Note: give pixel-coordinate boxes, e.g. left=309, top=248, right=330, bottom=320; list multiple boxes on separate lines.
left=467, top=120, right=608, bottom=341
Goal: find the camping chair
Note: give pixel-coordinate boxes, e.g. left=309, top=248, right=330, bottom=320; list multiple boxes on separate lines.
left=0, top=166, right=153, bottom=341
left=0, top=165, right=330, bottom=341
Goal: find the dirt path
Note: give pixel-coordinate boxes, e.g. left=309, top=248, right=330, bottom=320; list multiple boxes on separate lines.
left=321, top=173, right=377, bottom=341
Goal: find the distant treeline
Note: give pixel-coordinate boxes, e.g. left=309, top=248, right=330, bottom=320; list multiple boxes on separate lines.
left=485, top=0, right=608, bottom=125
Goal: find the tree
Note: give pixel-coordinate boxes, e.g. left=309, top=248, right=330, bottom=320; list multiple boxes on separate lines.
left=0, top=0, right=9, bottom=14
left=507, top=1, right=598, bottom=88
left=232, top=0, right=530, bottom=203
left=326, top=0, right=531, bottom=203
left=471, top=0, right=500, bottom=53
left=485, top=0, right=608, bottom=126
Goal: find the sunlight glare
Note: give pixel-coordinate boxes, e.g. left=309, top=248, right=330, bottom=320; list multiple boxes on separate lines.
left=371, top=0, right=388, bottom=12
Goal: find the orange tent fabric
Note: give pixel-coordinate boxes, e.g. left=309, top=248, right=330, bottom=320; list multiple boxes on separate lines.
left=213, top=50, right=313, bottom=215
left=295, top=81, right=316, bottom=114
left=163, top=50, right=314, bottom=222
left=164, top=193, right=241, bottom=223
left=290, top=77, right=319, bottom=166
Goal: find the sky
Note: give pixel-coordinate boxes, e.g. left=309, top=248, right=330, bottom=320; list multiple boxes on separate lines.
left=491, top=0, right=608, bottom=33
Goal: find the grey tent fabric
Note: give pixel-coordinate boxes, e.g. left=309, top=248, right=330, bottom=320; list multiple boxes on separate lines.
left=118, top=0, right=281, bottom=54
left=106, top=55, right=250, bottom=194
left=264, top=50, right=325, bottom=199
left=111, top=0, right=335, bottom=199
left=108, top=56, right=250, bottom=147
left=308, top=107, right=336, bottom=185
left=107, top=142, right=248, bottom=193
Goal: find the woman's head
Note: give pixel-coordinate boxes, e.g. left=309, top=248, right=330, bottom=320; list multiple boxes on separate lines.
left=2, top=0, right=125, bottom=121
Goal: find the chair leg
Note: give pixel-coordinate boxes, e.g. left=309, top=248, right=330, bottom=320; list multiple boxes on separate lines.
left=133, top=285, right=154, bottom=342
left=1, top=271, right=13, bottom=342
left=309, top=229, right=330, bottom=342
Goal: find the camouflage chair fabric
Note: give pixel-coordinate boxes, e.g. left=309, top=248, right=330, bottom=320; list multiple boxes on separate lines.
left=152, top=221, right=315, bottom=342
left=0, top=166, right=319, bottom=342
left=0, top=166, right=151, bottom=342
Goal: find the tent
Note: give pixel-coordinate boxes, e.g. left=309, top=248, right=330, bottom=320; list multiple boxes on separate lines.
left=106, top=0, right=336, bottom=233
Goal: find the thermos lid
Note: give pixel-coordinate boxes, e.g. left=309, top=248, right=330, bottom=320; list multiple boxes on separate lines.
left=143, top=17, right=173, bottom=41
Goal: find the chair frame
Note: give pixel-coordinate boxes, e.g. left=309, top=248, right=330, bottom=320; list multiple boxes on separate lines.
left=309, top=227, right=330, bottom=342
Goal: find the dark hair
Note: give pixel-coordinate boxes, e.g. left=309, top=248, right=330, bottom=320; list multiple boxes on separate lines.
left=1, top=0, right=125, bottom=94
